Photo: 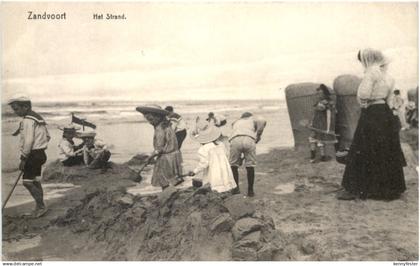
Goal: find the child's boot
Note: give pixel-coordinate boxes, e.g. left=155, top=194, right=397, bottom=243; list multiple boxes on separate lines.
left=246, top=167, right=255, bottom=197
left=309, top=137, right=317, bottom=163
left=231, top=166, right=240, bottom=194
left=319, top=143, right=329, bottom=161
left=310, top=150, right=316, bottom=163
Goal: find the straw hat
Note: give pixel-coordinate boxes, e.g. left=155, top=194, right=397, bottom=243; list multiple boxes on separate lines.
left=77, top=131, right=97, bottom=138
left=7, top=94, right=31, bottom=104
left=58, top=124, right=81, bottom=133
left=192, top=123, right=222, bottom=144
left=136, top=104, right=169, bottom=116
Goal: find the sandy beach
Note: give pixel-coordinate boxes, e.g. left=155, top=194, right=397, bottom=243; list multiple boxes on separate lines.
left=1, top=104, right=418, bottom=261
left=2, top=1, right=418, bottom=262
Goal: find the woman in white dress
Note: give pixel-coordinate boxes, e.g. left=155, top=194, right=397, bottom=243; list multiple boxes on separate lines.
left=188, top=121, right=237, bottom=193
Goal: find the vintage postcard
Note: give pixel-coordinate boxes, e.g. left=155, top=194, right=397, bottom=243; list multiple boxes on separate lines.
left=1, top=2, right=418, bottom=263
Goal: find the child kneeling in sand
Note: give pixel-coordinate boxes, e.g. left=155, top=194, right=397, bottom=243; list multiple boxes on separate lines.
left=188, top=120, right=237, bottom=193
left=58, top=125, right=84, bottom=166
left=78, top=131, right=111, bottom=171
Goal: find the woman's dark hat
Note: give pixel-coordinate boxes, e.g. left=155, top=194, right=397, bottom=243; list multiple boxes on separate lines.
left=136, top=104, right=170, bottom=116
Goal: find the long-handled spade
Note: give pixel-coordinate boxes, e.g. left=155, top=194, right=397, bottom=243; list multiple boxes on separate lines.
left=2, top=172, right=23, bottom=210
left=134, top=156, right=155, bottom=183
left=134, top=155, right=191, bottom=186
left=298, top=119, right=340, bottom=137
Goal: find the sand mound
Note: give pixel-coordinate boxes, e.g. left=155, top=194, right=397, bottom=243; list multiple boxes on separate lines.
left=52, top=185, right=284, bottom=260
left=43, top=160, right=139, bottom=183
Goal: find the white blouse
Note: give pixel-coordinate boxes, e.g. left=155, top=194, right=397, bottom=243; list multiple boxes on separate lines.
left=357, top=66, right=395, bottom=107
left=58, top=138, right=78, bottom=162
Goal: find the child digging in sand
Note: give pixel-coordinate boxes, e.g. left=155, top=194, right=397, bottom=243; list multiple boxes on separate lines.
left=58, top=125, right=84, bottom=166
left=229, top=112, right=266, bottom=197
left=78, top=131, right=111, bottom=172
left=136, top=104, right=184, bottom=190
left=8, top=94, right=50, bottom=218
left=188, top=120, right=237, bottom=193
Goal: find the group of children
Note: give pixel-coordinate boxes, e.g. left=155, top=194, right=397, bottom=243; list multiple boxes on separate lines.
left=6, top=94, right=266, bottom=218
left=58, top=125, right=111, bottom=171
left=135, top=104, right=266, bottom=197
left=7, top=94, right=111, bottom=218
left=8, top=84, right=413, bottom=218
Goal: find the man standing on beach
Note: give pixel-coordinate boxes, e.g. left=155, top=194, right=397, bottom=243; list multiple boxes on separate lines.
left=8, top=94, right=50, bottom=218
left=229, top=112, right=266, bottom=197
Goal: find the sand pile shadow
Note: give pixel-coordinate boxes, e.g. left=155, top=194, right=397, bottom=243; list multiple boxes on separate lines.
left=51, top=185, right=284, bottom=260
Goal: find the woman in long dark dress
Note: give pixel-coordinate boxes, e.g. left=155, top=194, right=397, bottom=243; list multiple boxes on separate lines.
left=337, top=48, right=406, bottom=200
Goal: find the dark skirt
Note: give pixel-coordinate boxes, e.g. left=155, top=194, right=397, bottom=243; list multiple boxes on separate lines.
left=342, top=104, right=407, bottom=200
left=175, top=129, right=187, bottom=149
left=312, top=110, right=337, bottom=142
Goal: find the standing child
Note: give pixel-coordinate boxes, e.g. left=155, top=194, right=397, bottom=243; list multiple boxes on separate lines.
left=164, top=106, right=188, bottom=149
left=390, top=89, right=409, bottom=130
left=188, top=121, right=237, bottom=193
left=309, top=84, right=337, bottom=163
left=8, top=94, right=50, bottom=218
left=136, top=104, right=184, bottom=190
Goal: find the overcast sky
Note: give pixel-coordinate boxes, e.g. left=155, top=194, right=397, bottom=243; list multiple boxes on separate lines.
left=1, top=2, right=418, bottom=102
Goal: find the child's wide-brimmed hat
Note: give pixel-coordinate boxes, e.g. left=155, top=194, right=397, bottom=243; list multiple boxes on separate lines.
left=136, top=104, right=169, bottom=116
left=58, top=124, right=81, bottom=133
left=7, top=94, right=31, bottom=104
left=192, top=123, right=222, bottom=144
left=77, top=131, right=97, bottom=138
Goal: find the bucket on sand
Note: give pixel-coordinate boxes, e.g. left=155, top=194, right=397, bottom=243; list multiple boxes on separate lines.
left=192, top=178, right=203, bottom=188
